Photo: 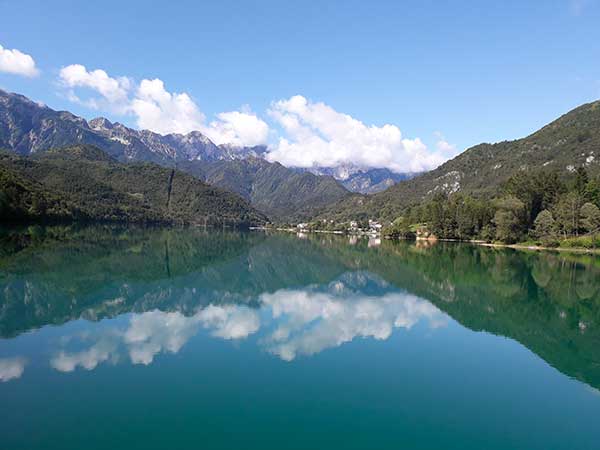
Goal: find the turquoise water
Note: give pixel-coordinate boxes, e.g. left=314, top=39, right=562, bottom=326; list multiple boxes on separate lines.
left=1, top=226, right=599, bottom=449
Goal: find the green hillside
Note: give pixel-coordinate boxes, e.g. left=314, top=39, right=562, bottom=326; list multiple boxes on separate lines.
left=180, top=157, right=350, bottom=221
left=322, top=100, right=600, bottom=222
left=0, top=145, right=266, bottom=227
left=0, top=89, right=351, bottom=222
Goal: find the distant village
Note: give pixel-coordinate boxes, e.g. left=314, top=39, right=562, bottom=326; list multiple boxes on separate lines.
left=295, top=219, right=383, bottom=236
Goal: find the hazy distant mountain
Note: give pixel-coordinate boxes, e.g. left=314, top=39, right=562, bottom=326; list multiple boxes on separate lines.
left=301, top=166, right=416, bottom=194
left=320, top=99, right=600, bottom=221
left=0, top=144, right=266, bottom=226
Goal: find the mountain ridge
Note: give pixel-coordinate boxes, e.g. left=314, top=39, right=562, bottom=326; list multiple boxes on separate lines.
left=0, top=89, right=409, bottom=194
left=0, top=89, right=355, bottom=221
left=319, top=99, right=600, bottom=222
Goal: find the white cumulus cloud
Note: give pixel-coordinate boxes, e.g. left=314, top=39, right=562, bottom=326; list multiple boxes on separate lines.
left=266, top=95, right=447, bottom=173
left=130, top=78, right=206, bottom=135
left=57, top=66, right=453, bottom=171
left=59, top=64, right=130, bottom=106
left=0, top=44, right=39, bottom=77
left=206, top=109, right=270, bottom=147
left=58, top=65, right=269, bottom=145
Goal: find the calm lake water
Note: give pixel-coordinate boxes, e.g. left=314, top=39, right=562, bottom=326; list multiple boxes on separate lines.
left=1, top=226, right=599, bottom=450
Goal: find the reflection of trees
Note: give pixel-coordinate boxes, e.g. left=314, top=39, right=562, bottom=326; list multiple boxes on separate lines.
left=1, top=226, right=600, bottom=389
left=530, top=257, right=555, bottom=288
left=574, top=265, right=599, bottom=300
left=343, top=240, right=600, bottom=390
left=488, top=253, right=524, bottom=298
left=0, top=226, right=347, bottom=337
left=0, top=226, right=258, bottom=337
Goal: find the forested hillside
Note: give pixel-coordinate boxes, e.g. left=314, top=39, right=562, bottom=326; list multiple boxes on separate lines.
left=0, top=145, right=266, bottom=226
left=322, top=100, right=600, bottom=222
left=0, top=89, right=353, bottom=221
left=384, top=167, right=600, bottom=247
left=180, top=157, right=350, bottom=221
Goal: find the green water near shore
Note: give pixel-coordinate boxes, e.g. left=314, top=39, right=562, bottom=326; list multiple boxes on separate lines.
left=1, top=226, right=599, bottom=449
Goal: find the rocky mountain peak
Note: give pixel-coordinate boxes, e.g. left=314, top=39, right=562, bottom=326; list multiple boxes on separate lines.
left=88, top=117, right=114, bottom=130
left=0, top=89, right=410, bottom=193
left=57, top=111, right=90, bottom=128
left=181, top=130, right=212, bottom=143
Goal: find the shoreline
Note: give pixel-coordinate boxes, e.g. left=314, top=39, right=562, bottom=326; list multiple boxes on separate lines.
left=251, top=226, right=380, bottom=237
left=253, top=227, right=600, bottom=255
left=473, top=241, right=600, bottom=255
left=412, top=237, right=600, bottom=255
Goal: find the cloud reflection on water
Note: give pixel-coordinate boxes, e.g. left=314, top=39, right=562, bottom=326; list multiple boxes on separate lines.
left=260, top=288, right=446, bottom=361
left=51, top=304, right=260, bottom=371
left=48, top=272, right=447, bottom=373
left=125, top=305, right=260, bottom=365
left=0, top=357, right=27, bottom=382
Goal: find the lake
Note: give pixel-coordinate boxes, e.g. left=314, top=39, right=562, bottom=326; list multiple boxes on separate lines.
left=1, top=226, right=599, bottom=450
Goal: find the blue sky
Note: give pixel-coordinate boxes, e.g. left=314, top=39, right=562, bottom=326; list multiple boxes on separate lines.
left=1, top=0, right=599, bottom=171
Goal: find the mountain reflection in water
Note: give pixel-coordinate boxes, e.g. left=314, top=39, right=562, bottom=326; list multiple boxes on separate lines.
left=0, top=225, right=599, bottom=390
